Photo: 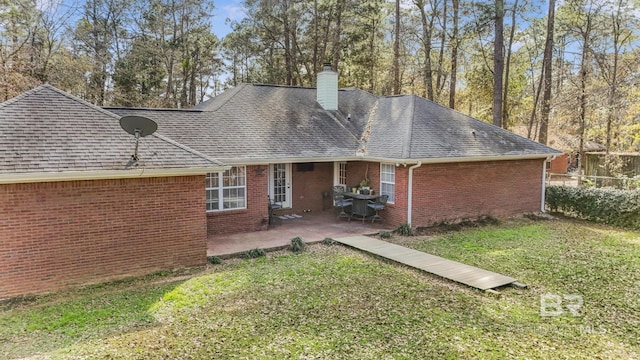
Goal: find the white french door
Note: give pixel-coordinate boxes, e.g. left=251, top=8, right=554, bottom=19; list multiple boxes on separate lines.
left=269, top=163, right=292, bottom=208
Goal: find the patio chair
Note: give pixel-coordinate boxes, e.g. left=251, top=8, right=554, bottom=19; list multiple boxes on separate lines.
left=367, top=195, right=389, bottom=223
left=333, top=185, right=352, bottom=221
left=268, top=195, right=282, bottom=225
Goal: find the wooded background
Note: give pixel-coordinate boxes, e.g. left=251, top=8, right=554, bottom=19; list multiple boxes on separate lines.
left=1, top=0, right=639, bottom=164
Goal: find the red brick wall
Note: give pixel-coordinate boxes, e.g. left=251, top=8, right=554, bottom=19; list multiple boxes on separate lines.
left=0, top=176, right=207, bottom=299
left=345, top=161, right=375, bottom=191
left=383, top=165, right=409, bottom=226
left=207, top=165, right=270, bottom=235
left=207, top=163, right=338, bottom=234
left=206, top=160, right=544, bottom=235
left=292, top=162, right=334, bottom=213
left=548, top=154, right=568, bottom=174
left=409, top=159, right=544, bottom=227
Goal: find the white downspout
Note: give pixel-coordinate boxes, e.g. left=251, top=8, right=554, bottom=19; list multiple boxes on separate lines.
left=407, top=161, right=423, bottom=227
left=541, top=155, right=556, bottom=213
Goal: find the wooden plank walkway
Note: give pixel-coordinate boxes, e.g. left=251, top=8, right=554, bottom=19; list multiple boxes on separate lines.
left=335, top=235, right=517, bottom=290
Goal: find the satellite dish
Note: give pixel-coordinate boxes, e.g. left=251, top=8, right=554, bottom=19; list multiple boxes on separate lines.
left=119, top=115, right=157, bottom=137
left=119, top=116, right=157, bottom=162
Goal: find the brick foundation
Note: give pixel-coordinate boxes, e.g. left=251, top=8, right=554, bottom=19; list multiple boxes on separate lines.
left=0, top=176, right=207, bottom=299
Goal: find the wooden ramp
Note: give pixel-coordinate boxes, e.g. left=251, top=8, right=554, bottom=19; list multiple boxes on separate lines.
left=335, top=235, right=517, bottom=290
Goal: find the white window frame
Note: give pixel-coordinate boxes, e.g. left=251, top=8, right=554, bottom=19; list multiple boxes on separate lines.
left=380, top=163, right=395, bottom=204
left=206, top=166, right=247, bottom=212
left=333, top=161, right=347, bottom=188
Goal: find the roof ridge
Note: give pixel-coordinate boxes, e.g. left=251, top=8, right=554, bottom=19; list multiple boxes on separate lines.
left=201, top=84, right=246, bottom=112
left=151, top=133, right=225, bottom=166
left=0, top=84, right=50, bottom=109
left=104, top=106, right=202, bottom=112
left=41, top=84, right=123, bottom=120
left=357, top=99, right=380, bottom=155
left=402, top=95, right=418, bottom=159
left=251, top=83, right=315, bottom=90
left=0, top=84, right=124, bottom=120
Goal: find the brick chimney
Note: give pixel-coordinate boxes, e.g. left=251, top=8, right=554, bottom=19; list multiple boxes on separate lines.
left=316, top=63, right=338, bottom=110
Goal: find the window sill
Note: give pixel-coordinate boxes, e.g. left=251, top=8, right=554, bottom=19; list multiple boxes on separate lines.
left=206, top=207, right=248, bottom=214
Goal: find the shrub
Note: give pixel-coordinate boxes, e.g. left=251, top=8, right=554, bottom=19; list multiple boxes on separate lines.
left=394, top=223, right=414, bottom=236
left=290, top=236, right=307, bottom=253
left=207, top=256, right=222, bottom=265
left=378, top=231, right=392, bottom=239
left=546, top=185, right=640, bottom=229
left=242, top=248, right=266, bottom=259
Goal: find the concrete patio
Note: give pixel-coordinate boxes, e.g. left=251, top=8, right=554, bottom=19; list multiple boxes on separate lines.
left=207, top=211, right=393, bottom=257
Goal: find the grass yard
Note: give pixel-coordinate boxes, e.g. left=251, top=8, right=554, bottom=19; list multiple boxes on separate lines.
left=1, top=217, right=639, bottom=359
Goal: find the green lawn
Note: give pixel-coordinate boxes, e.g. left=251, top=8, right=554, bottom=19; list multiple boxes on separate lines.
left=1, top=218, right=639, bottom=359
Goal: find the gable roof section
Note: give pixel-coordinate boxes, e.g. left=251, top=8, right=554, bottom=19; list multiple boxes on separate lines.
left=0, top=85, right=225, bottom=183
left=109, top=84, right=371, bottom=164
left=363, top=95, right=560, bottom=162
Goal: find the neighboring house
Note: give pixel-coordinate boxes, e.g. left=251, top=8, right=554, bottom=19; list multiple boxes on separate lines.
left=0, top=85, right=226, bottom=299
left=1, top=67, right=559, bottom=298
left=548, top=134, right=607, bottom=173
left=547, top=153, right=569, bottom=174
left=108, top=66, right=560, bottom=235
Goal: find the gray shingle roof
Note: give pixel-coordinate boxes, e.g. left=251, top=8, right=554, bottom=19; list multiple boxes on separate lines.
left=364, top=95, right=559, bottom=160
left=108, top=83, right=559, bottom=164
left=109, top=84, right=372, bottom=163
left=0, top=85, right=223, bottom=175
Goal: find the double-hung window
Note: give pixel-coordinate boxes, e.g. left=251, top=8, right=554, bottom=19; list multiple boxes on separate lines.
left=334, top=161, right=347, bottom=188
left=206, top=166, right=246, bottom=211
left=380, top=163, right=395, bottom=203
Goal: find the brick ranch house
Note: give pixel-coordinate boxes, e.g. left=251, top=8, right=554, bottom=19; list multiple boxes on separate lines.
left=1, top=67, right=559, bottom=299
left=109, top=67, right=559, bottom=235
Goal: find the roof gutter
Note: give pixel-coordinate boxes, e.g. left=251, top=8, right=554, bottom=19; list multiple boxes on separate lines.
left=0, top=166, right=230, bottom=185
left=220, top=153, right=560, bottom=167
left=361, top=153, right=560, bottom=165
left=407, top=161, right=423, bottom=227
left=222, top=157, right=357, bottom=166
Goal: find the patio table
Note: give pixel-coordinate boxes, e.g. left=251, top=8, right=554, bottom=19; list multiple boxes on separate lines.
left=342, top=192, right=378, bottom=222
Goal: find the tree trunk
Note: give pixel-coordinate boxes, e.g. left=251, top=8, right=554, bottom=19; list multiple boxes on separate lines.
left=283, top=0, right=293, bottom=86
left=577, top=62, right=587, bottom=175
left=577, top=15, right=592, bottom=174
left=415, top=0, right=434, bottom=100
left=538, top=0, right=555, bottom=145
left=393, top=0, right=401, bottom=94
left=435, top=0, right=447, bottom=99
left=312, top=0, right=318, bottom=77
left=605, top=6, right=622, bottom=177
left=492, top=0, right=504, bottom=128
left=501, top=0, right=518, bottom=130
left=527, top=64, right=544, bottom=141
left=189, top=42, right=198, bottom=106
left=331, top=1, right=343, bottom=72
left=448, top=0, right=459, bottom=109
